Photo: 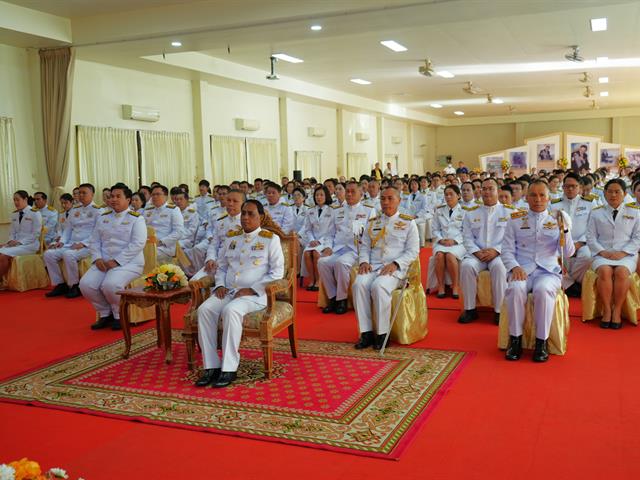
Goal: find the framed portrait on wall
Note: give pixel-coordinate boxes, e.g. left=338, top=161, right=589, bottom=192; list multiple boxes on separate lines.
left=623, top=145, right=640, bottom=168
left=505, top=146, right=528, bottom=175
left=564, top=133, right=603, bottom=172
left=479, top=150, right=505, bottom=176
left=525, top=132, right=562, bottom=173
left=596, top=143, right=621, bottom=169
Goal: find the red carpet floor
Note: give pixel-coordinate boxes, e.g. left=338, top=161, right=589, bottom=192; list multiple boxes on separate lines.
left=2, top=250, right=640, bottom=479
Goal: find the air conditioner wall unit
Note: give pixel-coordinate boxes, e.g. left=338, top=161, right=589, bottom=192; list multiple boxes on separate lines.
left=235, top=118, right=260, bottom=131
left=307, top=127, right=326, bottom=138
left=391, top=136, right=403, bottom=144
left=122, top=105, right=160, bottom=122
left=355, top=132, right=370, bottom=141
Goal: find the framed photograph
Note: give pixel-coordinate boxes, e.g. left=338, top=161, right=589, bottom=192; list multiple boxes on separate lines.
left=623, top=145, right=640, bottom=168
left=479, top=150, right=505, bottom=176
left=564, top=133, right=603, bottom=172
left=597, top=142, right=621, bottom=168
left=525, top=133, right=562, bottom=173
left=505, top=146, right=528, bottom=175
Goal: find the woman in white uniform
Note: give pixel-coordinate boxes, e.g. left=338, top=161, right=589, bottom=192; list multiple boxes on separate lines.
left=587, top=178, right=640, bottom=329
left=333, top=183, right=346, bottom=207
left=0, top=191, right=43, bottom=282
left=431, top=185, right=466, bottom=298
left=300, top=185, right=335, bottom=291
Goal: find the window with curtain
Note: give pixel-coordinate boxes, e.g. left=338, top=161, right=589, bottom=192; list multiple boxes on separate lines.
left=294, top=150, right=322, bottom=179
left=77, top=125, right=138, bottom=192
left=0, top=117, right=19, bottom=223
left=346, top=152, right=370, bottom=179
left=210, top=135, right=247, bottom=184
left=139, top=130, right=192, bottom=187
left=247, top=137, right=279, bottom=182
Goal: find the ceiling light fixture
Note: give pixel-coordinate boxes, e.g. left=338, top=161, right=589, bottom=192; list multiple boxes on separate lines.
left=599, top=76, right=609, bottom=84
left=171, top=41, right=182, bottom=47
left=310, top=25, right=322, bottom=31
left=493, top=98, right=504, bottom=104
left=600, top=91, right=609, bottom=97
left=430, top=103, right=443, bottom=108
left=350, top=78, right=372, bottom=85
left=380, top=40, right=407, bottom=52
left=437, top=71, right=455, bottom=78
left=453, top=111, right=464, bottom=116
left=272, top=53, right=304, bottom=63
left=596, top=56, right=608, bottom=63
left=590, top=17, right=607, bottom=32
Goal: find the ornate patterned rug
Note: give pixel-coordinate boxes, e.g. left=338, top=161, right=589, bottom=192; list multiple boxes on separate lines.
left=0, top=330, right=470, bottom=459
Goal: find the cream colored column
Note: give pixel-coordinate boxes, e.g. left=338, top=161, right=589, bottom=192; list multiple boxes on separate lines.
left=191, top=80, right=209, bottom=182
left=337, top=108, right=344, bottom=177
left=377, top=115, right=384, bottom=173
left=279, top=96, right=289, bottom=178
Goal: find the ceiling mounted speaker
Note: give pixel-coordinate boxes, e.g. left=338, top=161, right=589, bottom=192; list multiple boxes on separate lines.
left=235, top=118, right=260, bottom=131
left=307, top=127, right=326, bottom=138
left=355, top=132, right=370, bottom=142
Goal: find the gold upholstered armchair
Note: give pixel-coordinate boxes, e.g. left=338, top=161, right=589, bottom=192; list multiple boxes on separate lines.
left=4, top=226, right=49, bottom=292
left=182, top=231, right=299, bottom=378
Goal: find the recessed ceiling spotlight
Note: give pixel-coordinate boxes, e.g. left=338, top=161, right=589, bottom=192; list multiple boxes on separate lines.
left=272, top=53, right=304, bottom=63
left=599, top=76, right=609, bottom=84
left=171, top=41, right=182, bottom=47
left=350, top=78, right=372, bottom=85
left=310, top=25, right=322, bottom=31
left=590, top=17, right=607, bottom=32
left=380, top=40, right=407, bottom=52
left=430, top=103, right=443, bottom=108
left=453, top=111, right=465, bottom=116
left=600, top=91, right=609, bottom=97
left=493, top=98, right=504, bottom=104
left=437, top=71, right=455, bottom=78
left=596, top=56, right=609, bottom=63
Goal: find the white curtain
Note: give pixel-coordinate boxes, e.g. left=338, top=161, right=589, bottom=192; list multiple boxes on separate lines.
left=346, top=152, right=370, bottom=179
left=210, top=135, right=247, bottom=184
left=77, top=125, right=138, bottom=192
left=295, top=150, right=322, bottom=179
left=140, top=130, right=192, bottom=187
left=247, top=137, right=279, bottom=182
left=0, top=117, right=18, bottom=223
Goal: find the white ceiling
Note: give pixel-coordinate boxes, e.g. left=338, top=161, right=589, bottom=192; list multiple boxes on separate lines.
left=5, top=0, right=640, bottom=120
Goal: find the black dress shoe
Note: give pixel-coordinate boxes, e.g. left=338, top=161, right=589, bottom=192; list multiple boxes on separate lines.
left=373, top=333, right=388, bottom=351
left=532, top=338, right=549, bottom=362
left=494, top=312, right=501, bottom=325
left=335, top=299, right=348, bottom=315
left=45, top=283, right=69, bottom=297
left=91, top=315, right=114, bottom=330
left=195, top=368, right=221, bottom=387
left=458, top=309, right=479, bottom=324
left=354, top=331, right=374, bottom=349
left=309, top=285, right=319, bottom=292
left=436, top=292, right=447, bottom=299
left=64, top=284, right=82, bottom=299
left=111, top=318, right=123, bottom=330
left=322, top=297, right=336, bottom=314
left=505, top=335, right=522, bottom=361
left=600, top=320, right=610, bottom=329
left=452, top=293, right=460, bottom=300
left=565, top=283, right=582, bottom=298
left=212, top=371, right=237, bottom=388
left=610, top=321, right=622, bottom=330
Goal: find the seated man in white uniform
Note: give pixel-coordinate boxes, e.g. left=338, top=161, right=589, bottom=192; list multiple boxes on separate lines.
left=363, top=179, right=381, bottom=212
left=44, top=183, right=100, bottom=299
left=79, top=184, right=147, bottom=331
left=173, top=188, right=201, bottom=268
left=195, top=200, right=285, bottom=388
left=549, top=172, right=596, bottom=297
left=317, top=181, right=375, bottom=315
left=353, top=187, right=420, bottom=350
left=264, top=182, right=295, bottom=233
left=32, top=191, right=58, bottom=245
left=459, top=178, right=514, bottom=324
left=502, top=180, right=574, bottom=362
left=143, top=184, right=184, bottom=264
left=54, top=193, right=75, bottom=242
left=194, top=179, right=215, bottom=219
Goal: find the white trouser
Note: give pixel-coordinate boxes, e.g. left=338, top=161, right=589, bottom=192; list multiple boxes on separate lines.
left=197, top=293, right=266, bottom=371
left=505, top=267, right=560, bottom=340
left=460, top=255, right=507, bottom=313
left=186, top=239, right=209, bottom=276
left=562, top=245, right=592, bottom=289
left=415, top=219, right=426, bottom=248
left=317, top=249, right=358, bottom=301
left=79, top=263, right=143, bottom=319
left=424, top=218, right=433, bottom=241
left=353, top=271, right=401, bottom=335
left=43, top=247, right=90, bottom=286
left=157, top=244, right=175, bottom=265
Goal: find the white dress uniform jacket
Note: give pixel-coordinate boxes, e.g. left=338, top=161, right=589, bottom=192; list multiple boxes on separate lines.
left=144, top=202, right=184, bottom=262
left=197, top=227, right=284, bottom=371
left=178, top=206, right=201, bottom=251
left=587, top=202, right=640, bottom=273
left=300, top=205, right=335, bottom=252
left=431, top=203, right=466, bottom=259
left=291, top=204, right=309, bottom=234
left=194, top=195, right=216, bottom=219
left=265, top=202, right=295, bottom=233
left=0, top=206, right=42, bottom=256
left=33, top=205, right=58, bottom=244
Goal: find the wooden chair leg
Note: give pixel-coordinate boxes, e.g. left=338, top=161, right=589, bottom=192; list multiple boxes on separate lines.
left=261, top=339, right=273, bottom=379
left=288, top=323, right=298, bottom=358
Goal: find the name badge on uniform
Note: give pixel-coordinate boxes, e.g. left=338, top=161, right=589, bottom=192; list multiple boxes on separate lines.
left=252, top=242, right=265, bottom=251
left=623, top=215, right=634, bottom=220
left=356, top=214, right=367, bottom=220
left=75, top=212, right=81, bottom=217
left=160, top=214, right=168, bottom=218
left=455, top=215, right=463, bottom=221
left=577, top=207, right=586, bottom=212
left=498, top=217, right=508, bottom=222
left=122, top=221, right=130, bottom=225
left=543, top=221, right=557, bottom=229
left=473, top=218, right=481, bottom=223
left=520, top=218, right=530, bottom=229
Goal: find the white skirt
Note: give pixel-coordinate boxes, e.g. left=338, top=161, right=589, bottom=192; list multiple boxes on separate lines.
left=0, top=244, right=39, bottom=257
left=591, top=254, right=637, bottom=273
left=432, top=242, right=466, bottom=260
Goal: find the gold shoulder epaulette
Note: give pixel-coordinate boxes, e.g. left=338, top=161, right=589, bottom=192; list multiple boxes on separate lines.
left=475, top=200, right=483, bottom=204
left=167, top=204, right=176, bottom=209
left=31, top=207, right=40, bottom=212
left=462, top=205, right=479, bottom=211
left=511, top=211, right=527, bottom=219
left=581, top=195, right=595, bottom=202
left=187, top=208, right=196, bottom=213
left=368, top=216, right=378, bottom=222
left=92, top=204, right=100, bottom=209
left=217, top=213, right=228, bottom=221
left=99, top=204, right=107, bottom=208
left=259, top=230, right=274, bottom=238
left=227, top=229, right=243, bottom=237
left=626, top=202, right=640, bottom=210
left=362, top=204, right=373, bottom=208
left=145, top=206, right=154, bottom=210
left=47, top=205, right=56, bottom=211
left=73, top=205, right=82, bottom=209
left=399, top=213, right=415, bottom=220
left=592, top=205, right=604, bottom=210
left=503, top=204, right=516, bottom=210
left=128, top=210, right=140, bottom=217
left=101, top=210, right=113, bottom=216
left=437, top=204, right=446, bottom=209
left=551, top=198, right=562, bottom=204
left=331, top=204, right=340, bottom=209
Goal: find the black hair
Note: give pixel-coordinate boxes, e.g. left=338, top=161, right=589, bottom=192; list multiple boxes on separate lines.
left=33, top=191, right=47, bottom=201
left=243, top=199, right=265, bottom=215
left=501, top=184, right=513, bottom=194
left=604, top=178, right=626, bottom=192
left=227, top=189, right=246, bottom=201
left=313, top=185, right=332, bottom=206
left=78, top=183, right=95, bottom=193
left=264, top=182, right=282, bottom=193
left=444, top=184, right=461, bottom=196
left=111, top=183, right=133, bottom=199
left=151, top=184, right=169, bottom=196
left=139, top=185, right=151, bottom=194
left=482, top=177, right=500, bottom=188
left=131, top=192, right=146, bottom=208
left=292, top=187, right=306, bottom=198
left=15, top=190, right=29, bottom=200
left=198, top=179, right=210, bottom=188
left=169, top=186, right=184, bottom=196
left=60, top=193, right=73, bottom=203
left=563, top=172, right=581, bottom=184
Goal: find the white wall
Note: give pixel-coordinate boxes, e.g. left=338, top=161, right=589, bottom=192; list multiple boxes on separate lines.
left=286, top=99, right=337, bottom=179
left=341, top=110, right=378, bottom=176
left=412, top=124, right=437, bottom=173
left=382, top=117, right=407, bottom=174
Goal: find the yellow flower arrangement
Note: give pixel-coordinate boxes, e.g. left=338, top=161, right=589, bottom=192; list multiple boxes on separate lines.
left=557, top=157, right=569, bottom=169
left=501, top=159, right=511, bottom=172
left=143, top=264, right=188, bottom=291
left=618, top=156, right=629, bottom=169
left=1, top=458, right=76, bottom=480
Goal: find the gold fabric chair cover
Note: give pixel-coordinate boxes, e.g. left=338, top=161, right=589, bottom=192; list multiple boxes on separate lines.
left=59, top=256, right=92, bottom=284
left=387, top=259, right=428, bottom=345
left=317, top=267, right=356, bottom=309
left=5, top=227, right=48, bottom=292
left=498, top=290, right=570, bottom=355
left=457, top=270, right=493, bottom=309
left=581, top=269, right=640, bottom=325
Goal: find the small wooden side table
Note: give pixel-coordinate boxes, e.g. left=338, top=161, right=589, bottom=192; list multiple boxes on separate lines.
left=117, top=286, right=191, bottom=364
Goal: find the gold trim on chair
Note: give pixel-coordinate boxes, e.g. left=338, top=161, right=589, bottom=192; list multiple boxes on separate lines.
left=581, top=269, right=640, bottom=325
left=6, top=227, right=49, bottom=292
